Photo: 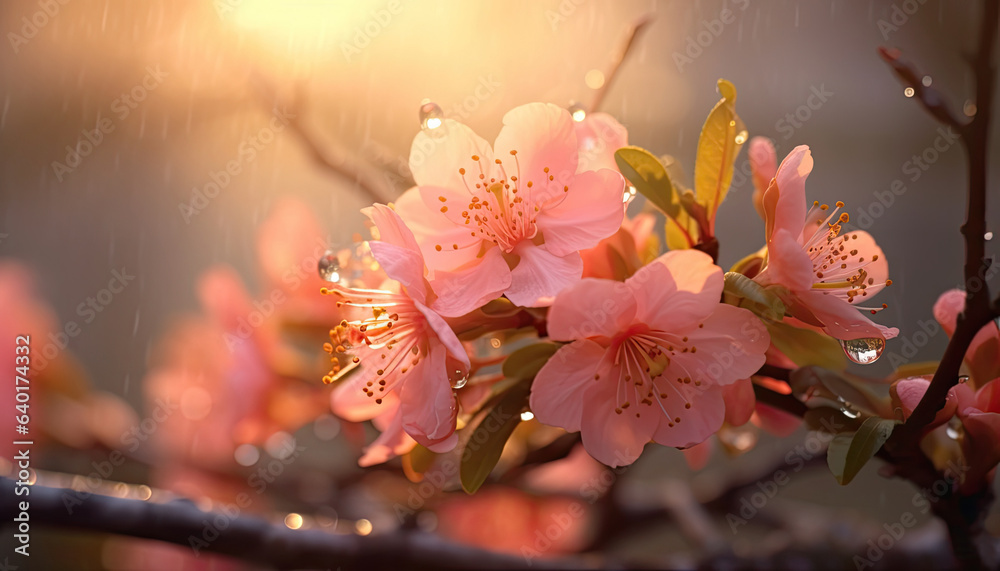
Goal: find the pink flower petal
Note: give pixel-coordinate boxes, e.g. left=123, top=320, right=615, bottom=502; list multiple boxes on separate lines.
left=414, top=301, right=470, bottom=369
left=359, top=407, right=417, bottom=467
left=753, top=403, right=801, bottom=437
left=331, top=371, right=385, bottom=422
left=764, top=228, right=815, bottom=292
left=723, top=378, right=756, bottom=427
left=933, top=289, right=965, bottom=338
left=575, top=112, right=628, bottom=173
left=763, top=145, right=812, bottom=243
left=749, top=137, right=777, bottom=220
left=368, top=241, right=428, bottom=304
left=399, top=343, right=458, bottom=447
left=628, top=250, right=723, bottom=330
left=651, top=383, right=726, bottom=449
left=668, top=304, right=770, bottom=386
left=428, top=247, right=512, bottom=317
left=546, top=278, right=637, bottom=342
left=409, top=119, right=494, bottom=190
left=682, top=440, right=714, bottom=470
left=394, top=187, right=482, bottom=272
left=579, top=378, right=658, bottom=467
left=535, top=169, right=625, bottom=257
left=530, top=339, right=608, bottom=433
left=493, top=103, right=578, bottom=194
left=505, top=244, right=583, bottom=307
left=255, top=198, right=327, bottom=291
left=797, top=289, right=899, bottom=341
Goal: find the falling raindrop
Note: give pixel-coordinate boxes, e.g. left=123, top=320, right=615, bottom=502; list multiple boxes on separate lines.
left=840, top=337, right=885, bottom=365
left=317, top=251, right=342, bottom=282
left=568, top=102, right=587, bottom=122
left=449, top=369, right=468, bottom=389
left=418, top=99, right=444, bottom=131
left=734, top=130, right=748, bottom=145
left=904, top=87, right=915, bottom=97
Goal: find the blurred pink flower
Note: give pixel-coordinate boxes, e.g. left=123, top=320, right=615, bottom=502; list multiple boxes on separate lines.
left=574, top=111, right=628, bottom=173
left=580, top=212, right=657, bottom=281
left=933, top=289, right=1000, bottom=388
left=396, top=102, right=626, bottom=308
left=529, top=250, right=769, bottom=467
left=748, top=136, right=777, bottom=220
left=752, top=145, right=899, bottom=342
left=329, top=204, right=470, bottom=461
left=435, top=486, right=592, bottom=557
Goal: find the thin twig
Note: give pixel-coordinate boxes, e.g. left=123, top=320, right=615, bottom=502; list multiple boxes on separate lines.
left=251, top=75, right=396, bottom=204
left=588, top=14, right=654, bottom=113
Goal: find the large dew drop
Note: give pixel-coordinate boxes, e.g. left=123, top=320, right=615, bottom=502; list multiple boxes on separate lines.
left=448, top=368, right=468, bottom=389
left=317, top=251, right=342, bottom=283
left=840, top=337, right=885, bottom=365
left=419, top=100, right=444, bottom=131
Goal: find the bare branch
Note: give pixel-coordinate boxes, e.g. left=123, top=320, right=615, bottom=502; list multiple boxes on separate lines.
left=588, top=14, right=654, bottom=113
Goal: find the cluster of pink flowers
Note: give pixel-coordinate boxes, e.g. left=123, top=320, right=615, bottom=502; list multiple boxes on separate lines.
left=326, top=102, right=900, bottom=469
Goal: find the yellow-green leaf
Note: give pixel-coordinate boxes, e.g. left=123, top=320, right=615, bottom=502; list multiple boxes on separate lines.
left=767, top=321, right=848, bottom=371
left=459, top=382, right=530, bottom=493
left=694, top=79, right=746, bottom=222
left=826, top=416, right=899, bottom=485
left=614, top=146, right=678, bottom=217
left=723, top=272, right=785, bottom=321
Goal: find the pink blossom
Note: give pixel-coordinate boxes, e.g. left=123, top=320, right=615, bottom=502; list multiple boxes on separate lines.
left=574, top=111, right=629, bottom=173
left=580, top=212, right=657, bottom=281
left=396, top=102, right=626, bottom=308
left=752, top=145, right=899, bottom=341
left=529, top=250, right=769, bottom=467
left=933, top=289, right=1000, bottom=387
left=748, top=136, right=777, bottom=220
left=328, top=204, right=470, bottom=461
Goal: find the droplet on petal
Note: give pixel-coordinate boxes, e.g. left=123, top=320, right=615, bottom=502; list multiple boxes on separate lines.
left=958, top=375, right=969, bottom=384
left=622, top=185, right=637, bottom=204
left=520, top=411, right=534, bottom=421
left=568, top=102, right=587, bottom=122
left=419, top=99, right=444, bottom=131
left=449, top=369, right=468, bottom=389
left=840, top=337, right=885, bottom=365
left=318, top=251, right=342, bottom=282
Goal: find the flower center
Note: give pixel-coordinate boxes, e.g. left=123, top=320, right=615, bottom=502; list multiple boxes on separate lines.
left=599, top=326, right=706, bottom=426
left=435, top=151, right=571, bottom=254
left=803, top=201, right=893, bottom=314
left=322, top=286, right=427, bottom=405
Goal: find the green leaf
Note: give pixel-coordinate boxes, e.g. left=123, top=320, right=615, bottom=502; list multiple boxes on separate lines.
left=502, top=342, right=560, bottom=380
left=790, top=366, right=893, bottom=419
left=767, top=321, right=848, bottom=371
left=614, top=146, right=678, bottom=217
left=826, top=416, right=899, bottom=485
left=803, top=406, right=863, bottom=434
left=459, top=382, right=530, bottom=493
left=404, top=444, right=437, bottom=477
left=723, top=272, right=785, bottom=320
left=694, top=78, right=746, bottom=220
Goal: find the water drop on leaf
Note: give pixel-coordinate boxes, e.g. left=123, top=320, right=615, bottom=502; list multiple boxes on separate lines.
left=840, top=337, right=885, bottom=365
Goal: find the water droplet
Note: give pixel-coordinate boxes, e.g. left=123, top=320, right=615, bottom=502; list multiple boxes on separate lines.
left=568, top=102, right=587, bottom=122
left=734, top=130, right=748, bottom=145
left=946, top=426, right=960, bottom=440
left=520, top=411, right=534, bottom=421
left=284, top=513, right=303, bottom=530
left=419, top=99, right=444, bottom=131
left=449, top=369, right=468, bottom=389
left=904, top=87, right=915, bottom=98
left=958, top=375, right=969, bottom=384
left=985, top=231, right=993, bottom=241
left=946, top=418, right=963, bottom=440
left=490, top=337, right=502, bottom=349
left=840, top=337, right=885, bottom=364
left=921, top=75, right=932, bottom=87
left=964, top=100, right=978, bottom=116
left=840, top=407, right=860, bottom=419
left=317, top=251, right=342, bottom=282
left=622, top=185, right=637, bottom=204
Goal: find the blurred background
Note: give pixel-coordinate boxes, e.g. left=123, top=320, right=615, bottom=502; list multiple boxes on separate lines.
left=1, top=0, right=998, bottom=569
